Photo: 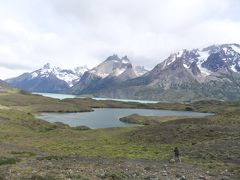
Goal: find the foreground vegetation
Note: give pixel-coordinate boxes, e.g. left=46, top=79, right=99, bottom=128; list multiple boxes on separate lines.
left=0, top=88, right=239, bottom=179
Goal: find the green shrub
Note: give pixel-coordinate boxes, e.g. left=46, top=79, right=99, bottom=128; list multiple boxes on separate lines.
left=0, top=157, right=19, bottom=165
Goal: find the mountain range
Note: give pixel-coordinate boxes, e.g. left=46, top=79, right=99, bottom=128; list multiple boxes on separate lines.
left=6, top=55, right=148, bottom=93
left=6, top=43, right=240, bottom=102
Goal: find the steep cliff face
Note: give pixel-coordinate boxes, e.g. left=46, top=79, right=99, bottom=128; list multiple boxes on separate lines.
left=71, top=55, right=148, bottom=94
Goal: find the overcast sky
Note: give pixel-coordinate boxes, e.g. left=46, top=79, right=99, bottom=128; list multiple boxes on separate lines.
left=0, top=0, right=240, bottom=79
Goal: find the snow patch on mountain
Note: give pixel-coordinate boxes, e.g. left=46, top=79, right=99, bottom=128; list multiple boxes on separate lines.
left=165, top=54, right=177, bottom=67
left=197, top=62, right=211, bottom=76
left=183, top=63, right=189, bottom=69
left=56, top=72, right=78, bottom=87
left=112, top=68, right=126, bottom=76
left=231, top=44, right=240, bottom=54
left=231, top=65, right=237, bottom=72
left=31, top=72, right=38, bottom=78
left=196, top=50, right=212, bottom=76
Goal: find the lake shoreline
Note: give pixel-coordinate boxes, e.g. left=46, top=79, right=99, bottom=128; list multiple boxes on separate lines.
left=38, top=108, right=213, bottom=129
left=33, top=92, right=215, bottom=129
left=1, top=88, right=239, bottom=179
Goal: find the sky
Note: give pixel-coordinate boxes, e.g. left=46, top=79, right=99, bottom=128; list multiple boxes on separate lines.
left=0, top=0, right=240, bottom=79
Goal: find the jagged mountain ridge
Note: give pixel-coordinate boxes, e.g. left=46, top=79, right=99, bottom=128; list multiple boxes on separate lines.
left=6, top=63, right=89, bottom=93
left=88, top=54, right=148, bottom=79
left=84, top=43, right=240, bottom=102
left=6, top=55, right=148, bottom=94
left=70, top=55, right=148, bottom=94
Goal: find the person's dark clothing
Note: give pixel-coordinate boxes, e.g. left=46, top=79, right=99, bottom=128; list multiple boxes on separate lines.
left=174, top=147, right=180, bottom=157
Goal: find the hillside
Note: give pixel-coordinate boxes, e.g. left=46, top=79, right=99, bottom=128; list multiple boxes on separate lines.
left=0, top=90, right=239, bottom=179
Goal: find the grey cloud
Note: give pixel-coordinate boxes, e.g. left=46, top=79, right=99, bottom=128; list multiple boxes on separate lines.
left=0, top=61, right=32, bottom=70
left=0, top=0, right=240, bottom=79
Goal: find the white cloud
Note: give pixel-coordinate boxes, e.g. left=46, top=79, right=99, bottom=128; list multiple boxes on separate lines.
left=0, top=0, right=239, bottom=79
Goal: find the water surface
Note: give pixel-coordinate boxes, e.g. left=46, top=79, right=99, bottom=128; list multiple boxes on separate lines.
left=39, top=108, right=212, bottom=129
left=32, top=92, right=159, bottom=104
left=33, top=92, right=76, bottom=100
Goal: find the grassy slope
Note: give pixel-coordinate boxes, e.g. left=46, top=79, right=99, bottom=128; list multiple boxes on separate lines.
left=119, top=114, right=198, bottom=125
left=0, top=89, right=239, bottom=178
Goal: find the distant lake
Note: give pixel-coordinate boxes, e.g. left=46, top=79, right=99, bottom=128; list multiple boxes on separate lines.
left=33, top=92, right=77, bottom=100
left=39, top=108, right=213, bottom=129
left=32, top=92, right=160, bottom=104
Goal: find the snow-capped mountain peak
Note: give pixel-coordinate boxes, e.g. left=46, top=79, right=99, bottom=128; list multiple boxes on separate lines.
left=36, top=63, right=61, bottom=78
left=90, top=54, right=133, bottom=78
left=161, top=43, right=240, bottom=76
left=199, top=44, right=240, bottom=73
left=29, top=63, right=89, bottom=87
